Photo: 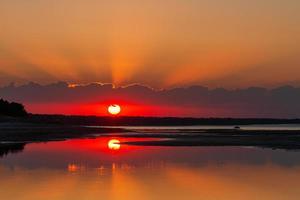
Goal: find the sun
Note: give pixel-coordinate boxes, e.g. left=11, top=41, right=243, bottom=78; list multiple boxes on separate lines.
left=108, top=139, right=121, bottom=150
left=108, top=104, right=121, bottom=115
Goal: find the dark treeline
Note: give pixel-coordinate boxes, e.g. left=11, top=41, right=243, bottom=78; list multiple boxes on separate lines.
left=0, top=143, right=25, bottom=157
left=15, top=114, right=300, bottom=126
left=0, top=99, right=28, bottom=117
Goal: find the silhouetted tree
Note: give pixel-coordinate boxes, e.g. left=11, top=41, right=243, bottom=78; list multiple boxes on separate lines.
left=0, top=99, right=27, bottom=117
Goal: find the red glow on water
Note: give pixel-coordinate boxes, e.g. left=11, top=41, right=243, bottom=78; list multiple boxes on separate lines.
left=27, top=137, right=151, bottom=156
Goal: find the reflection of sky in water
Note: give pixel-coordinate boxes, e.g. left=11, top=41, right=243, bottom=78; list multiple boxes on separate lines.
left=1, top=137, right=300, bottom=200
left=97, top=124, right=300, bottom=131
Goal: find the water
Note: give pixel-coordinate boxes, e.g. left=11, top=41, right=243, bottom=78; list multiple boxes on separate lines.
left=1, top=136, right=300, bottom=200
left=94, top=124, right=300, bottom=130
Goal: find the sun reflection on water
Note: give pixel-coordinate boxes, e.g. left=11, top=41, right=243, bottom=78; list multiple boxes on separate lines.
left=108, top=139, right=121, bottom=150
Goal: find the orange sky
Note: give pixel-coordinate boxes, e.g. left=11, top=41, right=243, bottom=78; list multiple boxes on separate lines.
left=0, top=0, right=300, bottom=88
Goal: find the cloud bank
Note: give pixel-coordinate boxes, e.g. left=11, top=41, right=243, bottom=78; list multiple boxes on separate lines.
left=1, top=82, right=300, bottom=118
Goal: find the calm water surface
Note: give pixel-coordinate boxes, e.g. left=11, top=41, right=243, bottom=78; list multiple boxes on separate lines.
left=1, top=136, right=300, bottom=200
left=98, top=124, right=300, bottom=130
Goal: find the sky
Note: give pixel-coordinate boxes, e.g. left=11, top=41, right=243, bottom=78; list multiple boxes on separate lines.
left=0, top=1, right=300, bottom=117
left=2, top=82, right=300, bottom=118
left=0, top=0, right=300, bottom=89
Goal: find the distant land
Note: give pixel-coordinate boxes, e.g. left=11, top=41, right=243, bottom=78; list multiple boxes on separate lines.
left=1, top=114, right=300, bottom=126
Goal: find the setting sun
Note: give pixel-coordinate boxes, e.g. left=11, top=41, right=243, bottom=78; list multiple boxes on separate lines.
left=108, top=104, right=121, bottom=115
left=108, top=139, right=121, bottom=150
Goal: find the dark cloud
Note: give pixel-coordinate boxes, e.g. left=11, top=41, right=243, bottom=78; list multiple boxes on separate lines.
left=1, top=82, right=300, bottom=118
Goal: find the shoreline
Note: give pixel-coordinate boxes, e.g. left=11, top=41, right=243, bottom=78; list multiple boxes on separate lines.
left=2, top=115, right=300, bottom=126
left=2, top=122, right=300, bottom=151
left=0, top=122, right=129, bottom=142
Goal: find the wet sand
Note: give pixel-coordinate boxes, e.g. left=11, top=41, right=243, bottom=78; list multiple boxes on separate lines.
left=109, top=129, right=300, bottom=150
left=0, top=122, right=129, bottom=142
